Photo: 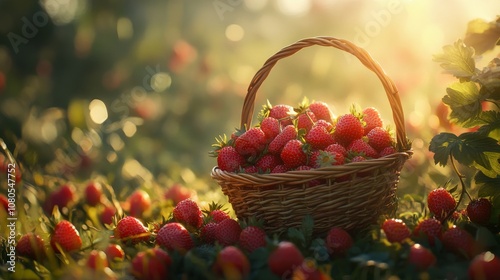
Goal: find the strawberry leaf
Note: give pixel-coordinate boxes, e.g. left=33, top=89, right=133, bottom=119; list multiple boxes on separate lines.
left=443, top=81, right=483, bottom=127
left=476, top=111, right=500, bottom=137
left=429, top=132, right=458, bottom=166
left=433, top=40, right=477, bottom=79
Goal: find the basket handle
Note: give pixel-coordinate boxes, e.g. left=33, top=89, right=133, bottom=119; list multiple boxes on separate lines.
left=240, top=36, right=410, bottom=151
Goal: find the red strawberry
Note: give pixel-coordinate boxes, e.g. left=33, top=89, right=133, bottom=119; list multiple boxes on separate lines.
left=128, top=190, right=151, bottom=218
left=333, top=114, right=364, bottom=146
left=309, top=150, right=344, bottom=168
left=85, top=181, right=103, bottom=207
left=16, top=233, right=45, bottom=261
left=442, top=225, right=475, bottom=258
left=268, top=125, right=297, bottom=155
left=131, top=247, right=171, bottom=280
left=44, top=184, right=76, bottom=214
left=105, top=244, right=125, bottom=262
left=408, top=244, right=436, bottom=271
left=347, top=139, right=378, bottom=158
left=281, top=139, right=307, bottom=168
left=362, top=107, right=383, bottom=135
left=379, top=146, right=397, bottom=157
left=466, top=198, right=492, bottom=225
left=214, top=219, right=242, bottom=246
left=201, top=222, right=218, bottom=244
left=382, top=219, right=411, bottom=243
left=50, top=220, right=82, bottom=253
left=427, top=188, right=456, bottom=221
left=326, top=227, right=353, bottom=257
left=306, top=125, right=335, bottom=150
left=413, top=218, right=442, bottom=246
left=325, top=143, right=347, bottom=157
left=309, top=101, right=333, bottom=123
left=239, top=226, right=267, bottom=253
left=296, top=111, right=317, bottom=133
left=268, top=241, right=304, bottom=277
left=243, top=165, right=258, bottom=173
left=269, top=104, right=294, bottom=127
left=100, top=204, right=117, bottom=225
left=271, top=164, right=289, bottom=173
left=173, top=199, right=203, bottom=229
left=234, top=127, right=266, bottom=157
left=295, top=165, right=323, bottom=186
left=260, top=117, right=280, bottom=142
left=164, top=183, right=195, bottom=205
left=366, top=127, right=392, bottom=152
left=350, top=155, right=367, bottom=163
left=114, top=216, right=150, bottom=244
left=217, top=146, right=246, bottom=172
left=256, top=154, right=282, bottom=173
left=209, top=209, right=231, bottom=224
left=156, top=222, right=194, bottom=253
left=468, top=251, right=500, bottom=280
left=86, top=250, right=109, bottom=270
left=0, top=194, right=8, bottom=212
left=213, top=246, right=250, bottom=279
left=315, top=119, right=334, bottom=131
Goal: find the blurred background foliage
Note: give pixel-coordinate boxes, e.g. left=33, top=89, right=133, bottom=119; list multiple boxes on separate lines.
left=0, top=0, right=499, bottom=196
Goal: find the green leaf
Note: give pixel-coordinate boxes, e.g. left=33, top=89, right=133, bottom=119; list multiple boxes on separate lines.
left=429, top=132, right=458, bottom=166
left=476, top=111, right=500, bottom=138
left=475, top=172, right=500, bottom=197
left=301, top=215, right=314, bottom=243
left=287, top=228, right=306, bottom=248
left=433, top=40, right=476, bottom=79
left=443, top=81, right=483, bottom=127
left=475, top=226, right=499, bottom=248
left=464, top=18, right=500, bottom=55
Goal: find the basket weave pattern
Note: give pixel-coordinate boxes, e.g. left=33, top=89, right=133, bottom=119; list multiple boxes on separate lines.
left=211, top=37, right=412, bottom=236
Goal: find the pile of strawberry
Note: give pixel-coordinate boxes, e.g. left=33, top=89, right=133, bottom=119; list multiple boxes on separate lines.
left=213, top=100, right=396, bottom=175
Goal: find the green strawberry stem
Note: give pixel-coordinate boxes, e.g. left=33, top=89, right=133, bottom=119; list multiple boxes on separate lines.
left=445, top=152, right=473, bottom=221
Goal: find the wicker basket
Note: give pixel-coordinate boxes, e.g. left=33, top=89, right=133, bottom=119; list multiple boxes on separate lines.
left=211, top=36, right=412, bottom=236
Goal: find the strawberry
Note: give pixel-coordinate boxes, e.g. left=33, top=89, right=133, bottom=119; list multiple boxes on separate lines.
left=86, top=250, right=109, bottom=270
left=105, top=244, right=125, bottom=262
left=214, top=219, right=242, bottom=246
left=296, top=110, right=317, bottom=133
left=131, top=247, right=171, bottom=280
left=362, top=107, right=383, bottom=135
left=281, top=139, right=307, bottom=168
left=347, top=139, right=378, bottom=158
left=239, top=226, right=266, bottom=253
left=268, top=241, right=304, bottom=277
left=201, top=222, right=218, bottom=244
left=333, top=113, right=364, bottom=146
left=427, top=188, right=456, bottom=221
left=128, top=190, right=151, bottom=218
left=100, top=204, right=117, bottom=225
left=84, top=181, right=103, bottom=207
left=325, top=143, right=347, bottom=157
left=255, top=154, right=282, bottom=173
left=466, top=198, right=492, bottom=225
left=366, top=127, right=392, bottom=152
left=164, top=183, right=195, bottom=205
left=306, top=125, right=335, bottom=150
left=442, top=225, right=475, bottom=258
left=408, top=244, right=436, bottom=271
left=468, top=251, right=500, bottom=280
left=217, top=146, right=245, bottom=172
left=271, top=164, right=290, bottom=173
left=156, top=222, right=194, bottom=253
left=268, top=125, right=297, bottom=155
left=268, top=104, right=294, bottom=127
left=50, top=220, right=82, bottom=253
left=16, top=232, right=45, bottom=261
left=243, top=165, right=258, bottom=173
left=315, top=119, right=334, bottom=131
left=413, top=218, right=442, bottom=246
left=44, top=184, right=76, bottom=214
left=295, top=165, right=323, bottom=186
left=381, top=218, right=411, bottom=243
left=209, top=209, right=231, bottom=224
left=309, top=150, right=344, bottom=168
left=309, top=101, right=333, bottom=123
left=0, top=194, right=8, bottom=212
left=213, top=246, right=250, bottom=279
left=325, top=227, right=353, bottom=257
left=173, top=198, right=203, bottom=229
left=350, top=155, right=367, bottom=163
left=379, top=146, right=397, bottom=157
left=234, top=127, right=266, bottom=157
left=114, top=216, right=150, bottom=244
left=260, top=117, right=281, bottom=143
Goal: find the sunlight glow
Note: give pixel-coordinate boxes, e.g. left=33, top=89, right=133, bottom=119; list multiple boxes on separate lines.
left=89, top=99, right=108, bottom=124
left=42, top=0, right=80, bottom=25
left=225, top=24, right=245, bottom=42
left=151, top=72, right=172, bottom=92
left=117, top=17, right=134, bottom=40
left=276, top=0, right=310, bottom=16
